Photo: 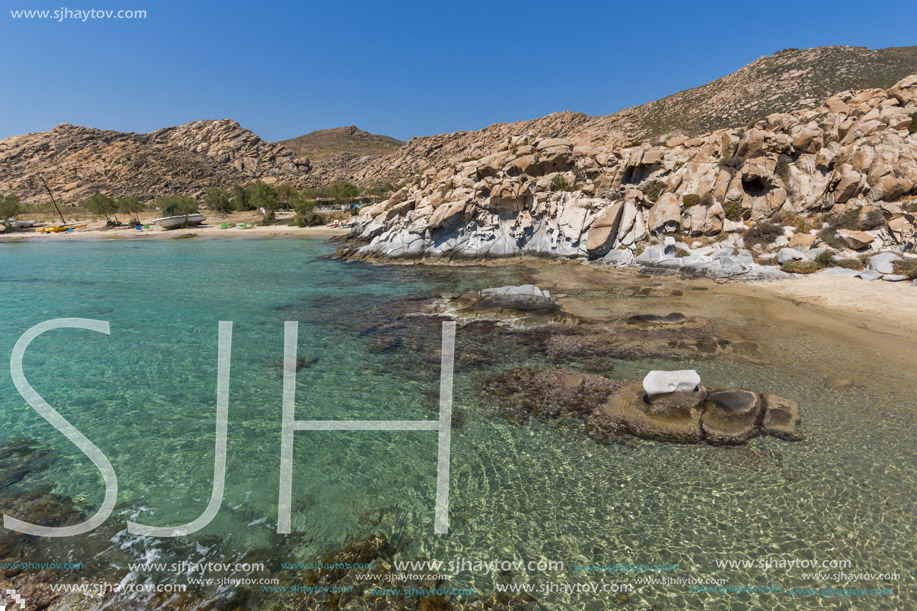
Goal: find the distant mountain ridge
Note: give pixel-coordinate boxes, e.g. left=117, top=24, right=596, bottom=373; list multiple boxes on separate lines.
left=277, top=125, right=404, bottom=161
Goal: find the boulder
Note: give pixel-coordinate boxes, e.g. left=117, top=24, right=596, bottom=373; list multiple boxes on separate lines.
left=686, top=205, right=707, bottom=235
left=837, top=229, right=874, bottom=250
left=867, top=252, right=902, bottom=274
left=887, top=74, right=917, bottom=105
left=475, top=285, right=560, bottom=313
left=635, top=244, right=675, bottom=264
left=701, top=389, right=762, bottom=445
left=643, top=370, right=701, bottom=400
left=856, top=270, right=883, bottom=281
left=788, top=233, right=818, bottom=249
left=761, top=394, right=803, bottom=441
left=646, top=193, right=681, bottom=233
left=585, top=202, right=624, bottom=257
left=777, top=247, right=807, bottom=265
left=596, top=379, right=705, bottom=443
left=427, top=201, right=466, bottom=229
left=888, top=216, right=915, bottom=238
left=486, top=370, right=802, bottom=447
left=704, top=202, right=725, bottom=235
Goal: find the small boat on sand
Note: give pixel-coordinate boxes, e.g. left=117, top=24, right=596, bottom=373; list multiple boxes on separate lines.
left=35, top=223, right=88, bottom=233
left=151, top=213, right=205, bottom=230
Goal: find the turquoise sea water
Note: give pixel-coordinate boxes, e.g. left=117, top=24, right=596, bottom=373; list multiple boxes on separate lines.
left=0, top=237, right=915, bottom=610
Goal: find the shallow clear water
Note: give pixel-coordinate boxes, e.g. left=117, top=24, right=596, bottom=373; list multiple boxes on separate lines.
left=0, top=238, right=914, bottom=610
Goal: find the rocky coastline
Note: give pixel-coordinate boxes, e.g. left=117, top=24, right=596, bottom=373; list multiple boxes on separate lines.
left=340, top=75, right=917, bottom=286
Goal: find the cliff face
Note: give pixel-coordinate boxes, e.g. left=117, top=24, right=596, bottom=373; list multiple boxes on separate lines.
left=346, top=75, right=917, bottom=260
left=0, top=119, right=309, bottom=203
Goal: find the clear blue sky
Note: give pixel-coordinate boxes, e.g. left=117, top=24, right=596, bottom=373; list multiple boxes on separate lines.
left=1, top=0, right=914, bottom=143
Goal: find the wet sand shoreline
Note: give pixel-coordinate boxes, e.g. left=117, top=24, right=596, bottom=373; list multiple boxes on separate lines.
left=0, top=223, right=350, bottom=242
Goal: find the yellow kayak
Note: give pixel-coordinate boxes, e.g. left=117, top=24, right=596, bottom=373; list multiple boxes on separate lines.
left=35, top=223, right=87, bottom=233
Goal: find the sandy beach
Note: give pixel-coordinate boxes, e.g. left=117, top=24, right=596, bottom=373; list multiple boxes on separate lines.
left=719, top=274, right=917, bottom=357
left=0, top=213, right=351, bottom=242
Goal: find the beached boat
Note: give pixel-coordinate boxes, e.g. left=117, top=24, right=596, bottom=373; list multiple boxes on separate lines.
left=151, top=213, right=205, bottom=230
left=35, top=223, right=88, bottom=233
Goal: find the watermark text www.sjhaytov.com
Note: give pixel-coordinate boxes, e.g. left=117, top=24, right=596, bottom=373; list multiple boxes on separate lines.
left=9, top=7, right=147, bottom=22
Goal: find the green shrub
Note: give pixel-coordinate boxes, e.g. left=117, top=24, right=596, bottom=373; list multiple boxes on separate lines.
left=642, top=181, right=666, bottom=203
left=155, top=195, right=198, bottom=217
left=300, top=181, right=361, bottom=203
left=835, top=258, right=864, bottom=271
left=682, top=194, right=701, bottom=208
left=84, top=193, right=121, bottom=225
left=248, top=181, right=278, bottom=215
left=723, top=201, right=744, bottom=221
left=893, top=259, right=917, bottom=280
left=814, top=251, right=836, bottom=267
left=0, top=194, right=22, bottom=229
left=744, top=221, right=783, bottom=249
left=365, top=182, right=395, bottom=198
left=827, top=208, right=885, bottom=231
left=781, top=260, right=820, bottom=274
left=781, top=211, right=814, bottom=233
left=231, top=184, right=252, bottom=211
left=275, top=183, right=298, bottom=206
left=775, top=155, right=791, bottom=184
left=909, top=113, right=917, bottom=134
left=204, top=187, right=233, bottom=215
left=117, top=196, right=146, bottom=225
left=700, top=192, right=715, bottom=206
left=717, top=156, right=745, bottom=170
left=294, top=211, right=324, bottom=227
left=859, top=209, right=886, bottom=230
left=817, top=228, right=843, bottom=249
left=292, top=197, right=323, bottom=226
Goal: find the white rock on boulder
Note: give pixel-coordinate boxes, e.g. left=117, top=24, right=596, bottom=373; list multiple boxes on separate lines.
left=643, top=370, right=702, bottom=398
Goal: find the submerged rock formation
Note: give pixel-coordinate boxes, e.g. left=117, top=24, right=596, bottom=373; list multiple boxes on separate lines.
left=485, top=369, right=802, bottom=446
left=344, top=74, right=917, bottom=269
left=448, top=284, right=566, bottom=320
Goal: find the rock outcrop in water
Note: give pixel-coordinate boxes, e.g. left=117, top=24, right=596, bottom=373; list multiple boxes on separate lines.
left=449, top=284, right=566, bottom=320
left=485, top=369, right=802, bottom=445
left=343, top=74, right=917, bottom=269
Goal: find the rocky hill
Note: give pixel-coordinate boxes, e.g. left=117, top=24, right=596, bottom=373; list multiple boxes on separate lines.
left=343, top=74, right=917, bottom=270
left=322, top=46, right=917, bottom=186
left=0, top=119, right=309, bottom=203
left=277, top=125, right=403, bottom=161
left=3, top=45, right=916, bottom=207
left=597, top=45, right=917, bottom=140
